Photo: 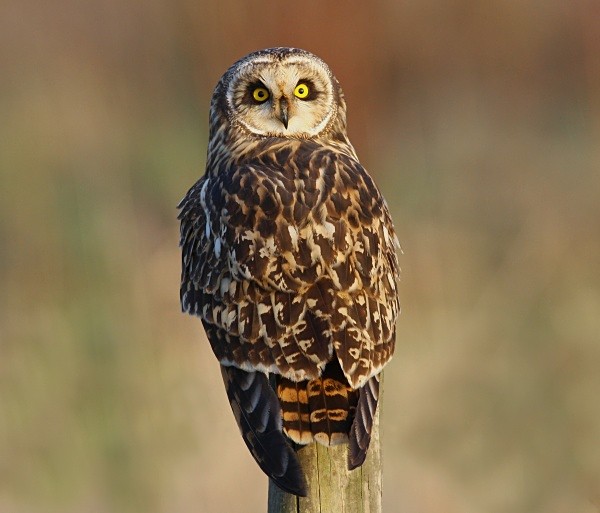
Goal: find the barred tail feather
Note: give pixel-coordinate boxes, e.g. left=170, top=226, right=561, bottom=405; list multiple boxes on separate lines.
left=220, top=365, right=307, bottom=496
left=279, top=358, right=358, bottom=448
left=277, top=378, right=312, bottom=445
left=306, top=372, right=355, bottom=447
left=348, top=373, right=380, bottom=469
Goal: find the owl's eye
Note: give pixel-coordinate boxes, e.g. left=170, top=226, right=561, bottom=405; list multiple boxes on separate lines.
left=252, top=87, right=270, bottom=103
left=294, top=83, right=310, bottom=99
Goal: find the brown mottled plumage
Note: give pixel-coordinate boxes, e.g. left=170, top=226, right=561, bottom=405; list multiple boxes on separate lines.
left=178, top=47, right=400, bottom=496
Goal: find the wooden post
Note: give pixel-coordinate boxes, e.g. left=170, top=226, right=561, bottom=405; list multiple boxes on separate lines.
left=267, top=387, right=383, bottom=513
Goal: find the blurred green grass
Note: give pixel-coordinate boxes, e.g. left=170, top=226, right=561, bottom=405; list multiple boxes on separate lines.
left=1, top=1, right=599, bottom=512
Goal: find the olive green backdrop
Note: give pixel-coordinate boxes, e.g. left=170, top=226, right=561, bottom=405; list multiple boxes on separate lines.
left=1, top=1, right=599, bottom=512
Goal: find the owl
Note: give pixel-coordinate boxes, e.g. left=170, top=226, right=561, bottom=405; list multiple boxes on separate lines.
left=178, top=47, right=400, bottom=496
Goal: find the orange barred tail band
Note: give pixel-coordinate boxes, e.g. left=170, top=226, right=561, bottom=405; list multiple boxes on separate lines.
left=277, top=379, right=313, bottom=445
left=277, top=359, right=359, bottom=447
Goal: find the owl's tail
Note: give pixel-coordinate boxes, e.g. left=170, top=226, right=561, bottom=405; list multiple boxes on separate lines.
left=220, top=365, right=307, bottom=496
left=220, top=360, right=380, bottom=497
left=277, top=358, right=380, bottom=469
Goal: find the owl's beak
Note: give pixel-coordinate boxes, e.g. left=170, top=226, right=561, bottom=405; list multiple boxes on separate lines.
left=276, top=97, right=289, bottom=129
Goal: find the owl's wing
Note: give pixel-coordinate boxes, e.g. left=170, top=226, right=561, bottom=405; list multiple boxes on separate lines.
left=179, top=146, right=400, bottom=387
left=179, top=161, right=330, bottom=383
left=219, top=361, right=307, bottom=496
left=348, top=373, right=380, bottom=469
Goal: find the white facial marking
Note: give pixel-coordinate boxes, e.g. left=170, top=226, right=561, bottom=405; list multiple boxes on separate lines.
left=226, top=53, right=337, bottom=138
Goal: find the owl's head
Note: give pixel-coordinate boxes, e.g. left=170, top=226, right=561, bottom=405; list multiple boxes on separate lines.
left=211, top=48, right=347, bottom=140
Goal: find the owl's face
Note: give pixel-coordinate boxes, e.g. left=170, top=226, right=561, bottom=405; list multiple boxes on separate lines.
left=219, top=48, right=342, bottom=139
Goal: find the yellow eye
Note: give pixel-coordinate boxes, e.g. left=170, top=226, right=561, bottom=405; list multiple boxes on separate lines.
left=294, top=83, right=310, bottom=99
left=252, top=87, right=269, bottom=102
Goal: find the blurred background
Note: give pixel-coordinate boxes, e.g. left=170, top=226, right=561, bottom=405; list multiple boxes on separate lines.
left=1, top=1, right=599, bottom=512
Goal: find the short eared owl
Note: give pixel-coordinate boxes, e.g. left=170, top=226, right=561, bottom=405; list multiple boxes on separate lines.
left=178, top=47, right=400, bottom=496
